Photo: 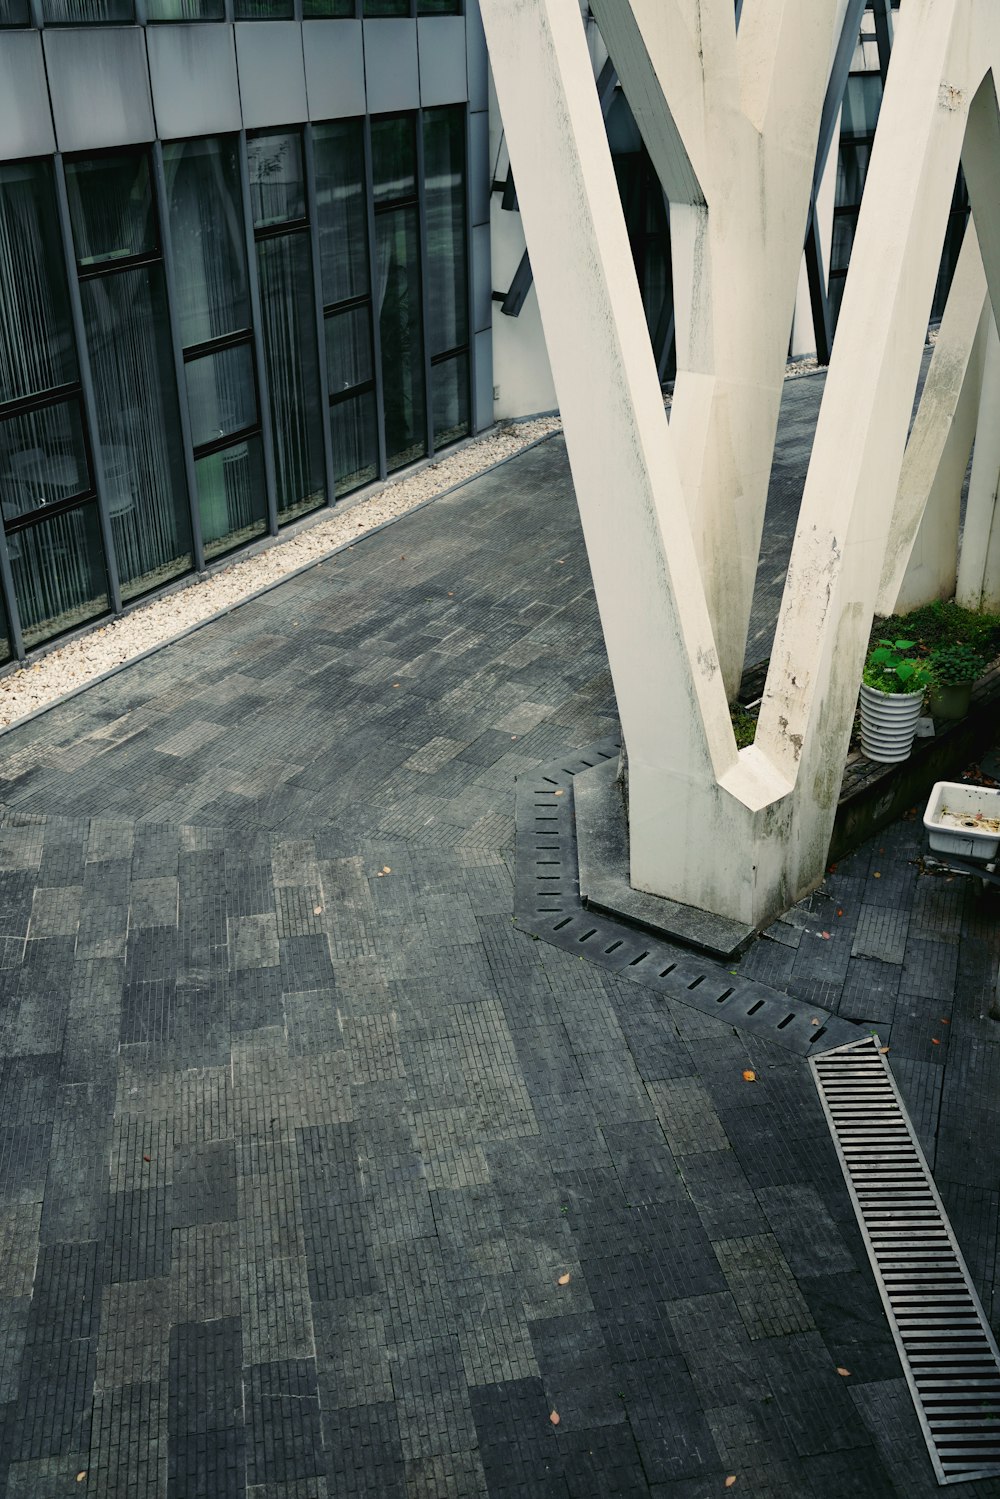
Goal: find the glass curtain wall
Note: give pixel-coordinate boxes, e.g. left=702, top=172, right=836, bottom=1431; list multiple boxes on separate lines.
left=371, top=115, right=426, bottom=472
left=248, top=132, right=326, bottom=523
left=0, top=0, right=31, bottom=23
left=314, top=120, right=378, bottom=496
left=147, top=0, right=223, bottom=19
left=66, top=151, right=192, bottom=602
left=42, top=0, right=134, bottom=19
left=0, top=160, right=108, bottom=651
left=164, top=137, right=268, bottom=559
left=423, top=105, right=470, bottom=447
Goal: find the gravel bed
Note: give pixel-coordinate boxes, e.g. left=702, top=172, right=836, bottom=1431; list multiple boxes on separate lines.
left=0, top=418, right=560, bottom=730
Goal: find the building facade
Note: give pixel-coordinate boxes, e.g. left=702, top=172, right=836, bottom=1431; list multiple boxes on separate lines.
left=0, top=1, right=493, bottom=661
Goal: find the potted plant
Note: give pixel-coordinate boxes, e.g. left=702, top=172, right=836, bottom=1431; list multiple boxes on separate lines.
left=927, top=641, right=986, bottom=721
left=859, top=639, right=932, bottom=763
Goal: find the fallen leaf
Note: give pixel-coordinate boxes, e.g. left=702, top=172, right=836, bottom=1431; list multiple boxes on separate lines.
left=448, top=591, right=454, bottom=596
left=725, top=1479, right=737, bottom=1490
left=143, top=1155, right=151, bottom=1163
left=314, top=906, right=323, bottom=915
left=76, top=1475, right=87, bottom=1484
left=376, top=872, right=384, bottom=878
left=873, top=871, right=881, bottom=879
left=879, top=1046, right=890, bottom=1054
left=392, top=683, right=401, bottom=688
left=557, top=1273, right=571, bottom=1285
left=836, top=1367, right=851, bottom=1377
left=931, top=1037, right=940, bottom=1045
left=549, top=1410, right=560, bottom=1425
left=810, top=1018, right=820, bottom=1026
left=820, top=931, right=831, bottom=939
left=383, top=866, right=391, bottom=874
left=836, top=908, right=843, bottom=917
left=941, top=1018, right=951, bottom=1024
left=742, top=1070, right=756, bottom=1082
left=554, top=790, right=564, bottom=797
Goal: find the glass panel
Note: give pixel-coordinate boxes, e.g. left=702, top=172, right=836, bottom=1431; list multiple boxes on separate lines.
left=841, top=73, right=882, bottom=137
left=163, top=138, right=250, bottom=345
left=325, top=307, right=372, bottom=395
left=234, top=0, right=293, bottom=14
left=423, top=106, right=468, bottom=356
left=314, top=118, right=369, bottom=306
left=431, top=353, right=468, bottom=450
left=147, top=0, right=223, bottom=16
left=9, top=500, right=109, bottom=649
left=186, top=345, right=257, bottom=451
left=364, top=0, right=408, bottom=13
left=0, top=162, right=78, bottom=404
left=195, top=437, right=268, bottom=559
left=81, top=265, right=192, bottom=600
left=371, top=115, right=416, bottom=205
left=375, top=205, right=425, bottom=472
left=0, top=589, right=10, bottom=665
left=303, top=0, right=354, bottom=12
left=0, top=0, right=31, bottom=25
left=836, top=142, right=870, bottom=207
left=330, top=390, right=377, bottom=496
left=66, top=154, right=156, bottom=268
left=0, top=400, right=90, bottom=523
left=247, top=133, right=306, bottom=228
left=831, top=213, right=856, bottom=272
left=42, top=0, right=134, bottom=19
left=256, top=232, right=326, bottom=522
left=418, top=0, right=461, bottom=13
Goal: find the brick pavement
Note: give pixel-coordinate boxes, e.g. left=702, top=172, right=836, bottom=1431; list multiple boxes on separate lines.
left=0, top=376, right=997, bottom=1496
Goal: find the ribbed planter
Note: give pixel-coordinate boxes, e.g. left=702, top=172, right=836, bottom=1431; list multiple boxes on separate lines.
left=928, top=681, right=973, bottom=722
left=859, top=683, right=925, bottom=764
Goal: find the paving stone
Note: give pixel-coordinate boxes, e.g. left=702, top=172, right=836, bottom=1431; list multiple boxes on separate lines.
left=246, top=1358, right=324, bottom=1487
left=89, top=1379, right=167, bottom=1498
left=645, top=1078, right=729, bottom=1156
left=168, top=1317, right=242, bottom=1435
left=851, top=905, right=910, bottom=964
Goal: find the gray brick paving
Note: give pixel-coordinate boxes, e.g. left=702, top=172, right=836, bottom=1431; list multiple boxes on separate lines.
left=0, top=392, right=994, bottom=1495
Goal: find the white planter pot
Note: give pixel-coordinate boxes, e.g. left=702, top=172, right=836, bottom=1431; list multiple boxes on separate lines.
left=858, top=683, right=924, bottom=763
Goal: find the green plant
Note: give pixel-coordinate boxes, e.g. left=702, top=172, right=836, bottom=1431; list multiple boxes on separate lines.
left=874, top=599, right=1000, bottom=658
left=862, top=639, right=932, bottom=696
left=730, top=703, right=757, bottom=749
left=929, top=641, right=987, bottom=687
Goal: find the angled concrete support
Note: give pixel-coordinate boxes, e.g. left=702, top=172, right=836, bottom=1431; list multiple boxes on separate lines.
left=482, top=0, right=1000, bottom=926
left=957, top=314, right=1000, bottom=611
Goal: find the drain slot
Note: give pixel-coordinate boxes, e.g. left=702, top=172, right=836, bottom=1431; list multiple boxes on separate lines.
left=811, top=1037, right=1000, bottom=1487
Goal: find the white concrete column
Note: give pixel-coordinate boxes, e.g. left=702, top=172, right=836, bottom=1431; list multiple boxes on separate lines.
left=957, top=312, right=1000, bottom=610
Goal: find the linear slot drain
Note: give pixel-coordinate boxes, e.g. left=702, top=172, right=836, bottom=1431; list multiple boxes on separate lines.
left=811, top=1037, right=1000, bottom=1486
left=514, top=742, right=862, bottom=1056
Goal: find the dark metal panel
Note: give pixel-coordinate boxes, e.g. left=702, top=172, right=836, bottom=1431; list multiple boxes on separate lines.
left=234, top=22, right=308, bottom=129
left=417, top=16, right=468, bottom=107
left=147, top=26, right=242, bottom=140
left=0, top=34, right=55, bottom=162
left=414, top=109, right=436, bottom=458
left=362, top=18, right=419, bottom=114
left=303, top=21, right=366, bottom=120
left=44, top=28, right=155, bottom=153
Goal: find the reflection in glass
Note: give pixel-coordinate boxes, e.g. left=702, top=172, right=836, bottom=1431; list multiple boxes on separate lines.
left=331, top=391, right=377, bottom=497
left=66, top=154, right=156, bottom=267
left=418, top=0, right=461, bottom=15
left=234, top=0, right=292, bottom=14
left=81, top=266, right=191, bottom=599
left=431, top=352, right=468, bottom=449
left=0, top=161, right=78, bottom=404
left=325, top=307, right=372, bottom=394
left=314, top=119, right=369, bottom=306
left=0, top=400, right=89, bottom=522
left=0, top=589, right=10, bottom=665
left=303, top=0, right=354, bottom=13
left=247, top=133, right=306, bottom=229
left=147, top=0, right=223, bottom=15
left=371, top=116, right=416, bottom=205
left=163, top=138, right=250, bottom=346
left=364, top=0, right=408, bottom=13
left=42, top=0, right=133, bottom=18
left=256, top=233, right=326, bottom=521
left=11, top=501, right=108, bottom=648
left=375, top=206, right=425, bottom=472
left=185, top=345, right=257, bottom=450
left=422, top=106, right=468, bottom=358
left=195, top=438, right=268, bottom=559
left=0, top=0, right=30, bottom=30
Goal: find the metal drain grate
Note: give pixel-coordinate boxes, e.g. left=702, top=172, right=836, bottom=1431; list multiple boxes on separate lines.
left=811, top=1037, right=1000, bottom=1486
left=514, top=743, right=862, bottom=1056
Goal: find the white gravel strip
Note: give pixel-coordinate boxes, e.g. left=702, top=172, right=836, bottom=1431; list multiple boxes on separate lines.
left=0, top=417, right=560, bottom=730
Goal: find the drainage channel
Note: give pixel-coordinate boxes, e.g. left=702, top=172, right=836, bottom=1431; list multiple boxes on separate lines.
left=514, top=742, right=862, bottom=1057
left=811, top=1037, right=1000, bottom=1487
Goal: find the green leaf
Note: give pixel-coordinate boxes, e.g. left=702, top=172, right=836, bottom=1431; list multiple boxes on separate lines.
left=893, top=639, right=915, bottom=651
left=896, top=660, right=916, bottom=682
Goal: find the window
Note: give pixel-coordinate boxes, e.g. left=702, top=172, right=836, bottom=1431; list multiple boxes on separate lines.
left=234, top=0, right=293, bottom=16
left=248, top=132, right=326, bottom=523
left=0, top=160, right=108, bottom=650
left=371, top=114, right=426, bottom=472
left=42, top=0, right=134, bottom=20
left=314, top=119, right=378, bottom=496
left=164, top=136, right=268, bottom=560
left=423, top=105, right=470, bottom=448
left=147, top=0, right=224, bottom=20
left=364, top=0, right=409, bottom=14
left=418, top=0, right=462, bottom=12
left=0, top=0, right=31, bottom=26
left=66, top=150, right=192, bottom=602
left=302, top=0, right=355, bottom=13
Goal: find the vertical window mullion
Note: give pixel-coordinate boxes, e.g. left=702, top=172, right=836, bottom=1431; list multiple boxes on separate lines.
left=414, top=110, right=436, bottom=461
left=239, top=129, right=280, bottom=537
left=463, top=105, right=477, bottom=434
left=52, top=153, right=122, bottom=617
left=363, top=117, right=389, bottom=482
left=303, top=125, right=339, bottom=510
left=0, top=525, right=24, bottom=664
left=151, top=140, right=205, bottom=574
